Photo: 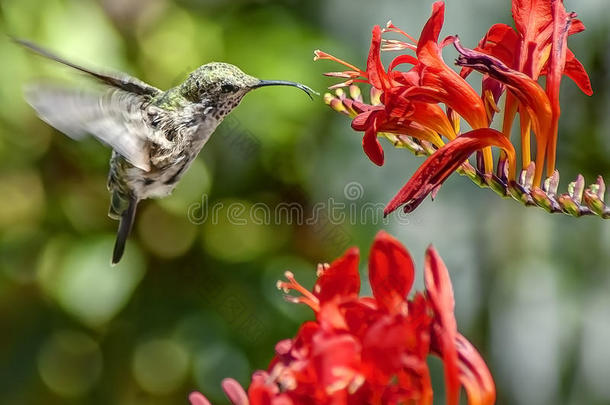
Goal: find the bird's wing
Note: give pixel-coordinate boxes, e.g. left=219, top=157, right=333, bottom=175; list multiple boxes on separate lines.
left=25, top=85, right=156, bottom=171
left=14, top=38, right=162, bottom=96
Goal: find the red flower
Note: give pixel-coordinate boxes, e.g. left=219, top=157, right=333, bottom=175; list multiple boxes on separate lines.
left=189, top=232, right=495, bottom=405
left=316, top=0, right=596, bottom=216
left=461, top=0, right=592, bottom=185
left=315, top=2, right=490, bottom=168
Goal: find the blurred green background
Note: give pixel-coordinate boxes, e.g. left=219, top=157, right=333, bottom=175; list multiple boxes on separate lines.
left=0, top=0, right=609, bottom=404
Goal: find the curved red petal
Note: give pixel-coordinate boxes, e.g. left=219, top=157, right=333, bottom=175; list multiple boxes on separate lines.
left=424, top=246, right=459, bottom=405
left=368, top=231, right=415, bottom=314
left=388, top=54, right=419, bottom=72
left=456, top=334, right=496, bottom=405
left=367, top=25, right=391, bottom=91
left=362, top=316, right=414, bottom=377
left=424, top=246, right=455, bottom=319
left=384, top=128, right=516, bottom=215
left=569, top=18, right=585, bottom=35
left=311, top=333, right=362, bottom=392
left=563, top=49, right=593, bottom=96
left=340, top=300, right=380, bottom=339
left=288, top=321, right=320, bottom=361
left=513, top=0, right=554, bottom=78
left=454, top=41, right=550, bottom=184
left=314, top=247, right=361, bottom=304
left=351, top=108, right=378, bottom=131
left=511, top=0, right=552, bottom=43
left=362, top=117, right=385, bottom=166
left=416, top=4, right=489, bottom=130
left=477, top=23, right=519, bottom=67
left=417, top=1, right=445, bottom=65
left=544, top=0, right=572, bottom=176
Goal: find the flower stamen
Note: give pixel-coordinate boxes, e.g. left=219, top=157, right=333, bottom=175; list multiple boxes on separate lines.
left=314, top=50, right=366, bottom=76
left=277, top=271, right=320, bottom=312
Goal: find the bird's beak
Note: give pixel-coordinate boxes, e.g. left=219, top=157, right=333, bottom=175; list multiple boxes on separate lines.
left=251, top=80, right=318, bottom=100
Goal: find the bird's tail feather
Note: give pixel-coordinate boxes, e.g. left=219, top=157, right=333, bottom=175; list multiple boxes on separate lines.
left=112, top=196, right=138, bottom=265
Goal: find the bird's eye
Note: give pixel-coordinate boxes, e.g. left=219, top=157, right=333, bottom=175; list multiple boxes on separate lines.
left=221, top=84, right=238, bottom=93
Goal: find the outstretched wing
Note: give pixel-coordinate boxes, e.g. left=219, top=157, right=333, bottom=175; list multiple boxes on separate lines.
left=16, top=39, right=169, bottom=171
left=25, top=85, right=154, bottom=171
left=14, top=38, right=161, bottom=96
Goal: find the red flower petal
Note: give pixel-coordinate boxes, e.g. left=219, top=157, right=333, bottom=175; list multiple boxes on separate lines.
left=366, top=26, right=391, bottom=91
left=351, top=109, right=379, bottom=131
left=362, top=299, right=432, bottom=388
left=362, top=316, right=415, bottom=379
left=384, top=128, right=516, bottom=215
left=454, top=41, right=550, bottom=185
left=368, top=231, right=415, bottom=314
left=569, top=18, right=586, bottom=35
left=388, top=54, right=419, bottom=71
left=416, top=1, right=445, bottom=67
left=362, top=116, right=385, bottom=166
left=542, top=3, right=592, bottom=177
left=340, top=300, right=380, bottom=339
left=476, top=23, right=519, bottom=67
left=511, top=0, right=553, bottom=76
left=381, top=94, right=456, bottom=142
left=425, top=246, right=459, bottom=405
left=314, top=247, right=361, bottom=304
left=511, top=0, right=552, bottom=38
left=248, top=371, right=280, bottom=405
left=456, top=334, right=496, bottom=405
left=544, top=0, right=572, bottom=177
left=563, top=49, right=593, bottom=96
left=311, top=333, right=362, bottom=393
left=414, top=2, right=488, bottom=130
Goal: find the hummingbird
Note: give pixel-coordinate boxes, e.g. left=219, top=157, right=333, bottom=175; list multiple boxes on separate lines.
left=16, top=39, right=317, bottom=265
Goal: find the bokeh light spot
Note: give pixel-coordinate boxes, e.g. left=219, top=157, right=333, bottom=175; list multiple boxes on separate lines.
left=173, top=313, right=227, bottom=352
left=0, top=171, right=45, bottom=229
left=38, top=330, right=102, bottom=398
left=137, top=203, right=197, bottom=259
left=60, top=177, right=110, bottom=232
left=192, top=344, right=250, bottom=402
left=132, top=338, right=190, bottom=395
left=201, top=199, right=285, bottom=263
left=137, top=6, right=223, bottom=88
left=38, top=235, right=145, bottom=327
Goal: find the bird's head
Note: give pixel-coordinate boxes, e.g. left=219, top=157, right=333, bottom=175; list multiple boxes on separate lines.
left=180, top=62, right=316, bottom=115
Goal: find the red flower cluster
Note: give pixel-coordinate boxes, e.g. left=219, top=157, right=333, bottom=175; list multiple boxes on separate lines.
left=189, top=232, right=494, bottom=405
left=316, top=0, right=592, bottom=215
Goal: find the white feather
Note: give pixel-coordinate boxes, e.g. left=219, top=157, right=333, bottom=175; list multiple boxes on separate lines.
left=25, top=84, right=153, bottom=171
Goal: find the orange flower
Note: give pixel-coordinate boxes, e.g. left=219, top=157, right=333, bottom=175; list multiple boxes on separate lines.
left=315, top=2, right=494, bottom=168
left=454, top=39, right=551, bottom=186
left=469, top=0, right=592, bottom=181
left=317, top=0, right=601, bottom=217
